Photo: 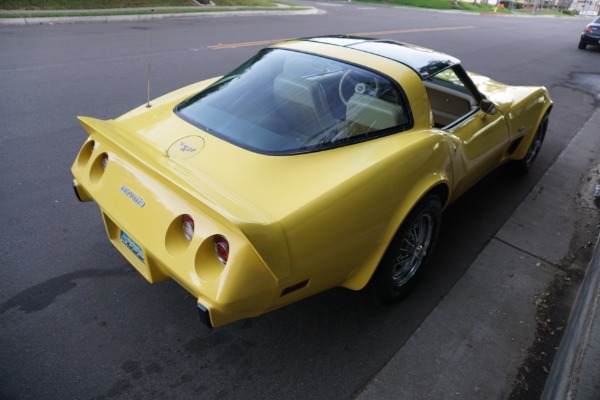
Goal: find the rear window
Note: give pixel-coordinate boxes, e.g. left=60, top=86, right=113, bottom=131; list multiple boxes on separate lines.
left=176, top=48, right=410, bottom=155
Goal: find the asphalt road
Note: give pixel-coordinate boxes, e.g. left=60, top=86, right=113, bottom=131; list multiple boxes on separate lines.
left=1, top=3, right=599, bottom=399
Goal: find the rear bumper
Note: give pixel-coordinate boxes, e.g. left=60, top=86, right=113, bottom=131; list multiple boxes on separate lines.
left=197, top=303, right=213, bottom=328
left=71, top=119, right=286, bottom=327
left=71, top=134, right=279, bottom=328
left=72, top=179, right=92, bottom=202
left=580, top=33, right=600, bottom=45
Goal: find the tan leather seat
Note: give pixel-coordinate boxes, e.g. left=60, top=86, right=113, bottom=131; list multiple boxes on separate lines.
left=273, top=74, right=337, bottom=138
left=346, top=93, right=404, bottom=137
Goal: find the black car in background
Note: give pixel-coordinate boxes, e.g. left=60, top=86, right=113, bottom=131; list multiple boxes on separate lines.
left=579, top=16, right=600, bottom=50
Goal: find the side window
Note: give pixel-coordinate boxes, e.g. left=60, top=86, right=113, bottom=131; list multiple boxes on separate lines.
left=424, top=68, right=478, bottom=128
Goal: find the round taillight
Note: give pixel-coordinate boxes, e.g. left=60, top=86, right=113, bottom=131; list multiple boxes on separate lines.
left=214, top=235, right=229, bottom=265
left=182, top=215, right=194, bottom=242
left=101, top=153, right=109, bottom=171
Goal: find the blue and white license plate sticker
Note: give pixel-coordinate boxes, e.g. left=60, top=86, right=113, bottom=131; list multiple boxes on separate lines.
left=120, top=230, right=145, bottom=263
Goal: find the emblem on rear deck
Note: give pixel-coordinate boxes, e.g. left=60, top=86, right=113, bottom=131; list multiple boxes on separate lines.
left=179, top=141, right=197, bottom=152
left=167, top=136, right=205, bottom=160
left=120, top=185, right=146, bottom=208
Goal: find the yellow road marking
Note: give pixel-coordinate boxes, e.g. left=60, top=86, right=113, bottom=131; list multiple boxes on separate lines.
left=208, top=26, right=476, bottom=50
left=209, top=39, right=287, bottom=49
left=351, top=26, right=477, bottom=37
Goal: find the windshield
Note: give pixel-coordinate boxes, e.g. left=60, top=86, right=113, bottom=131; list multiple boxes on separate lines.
left=176, top=48, right=409, bottom=154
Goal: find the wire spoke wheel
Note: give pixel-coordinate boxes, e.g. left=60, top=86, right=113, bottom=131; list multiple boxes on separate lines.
left=372, top=195, right=441, bottom=302
left=392, top=214, right=433, bottom=288
left=515, top=114, right=548, bottom=174
left=524, top=118, right=546, bottom=166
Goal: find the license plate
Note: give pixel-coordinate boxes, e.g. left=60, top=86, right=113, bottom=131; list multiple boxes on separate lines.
left=120, top=230, right=145, bottom=263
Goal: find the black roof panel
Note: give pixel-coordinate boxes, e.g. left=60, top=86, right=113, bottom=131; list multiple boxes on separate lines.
left=300, top=36, right=460, bottom=79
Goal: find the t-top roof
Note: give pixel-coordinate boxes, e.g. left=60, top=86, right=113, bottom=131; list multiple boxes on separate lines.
left=299, top=35, right=460, bottom=80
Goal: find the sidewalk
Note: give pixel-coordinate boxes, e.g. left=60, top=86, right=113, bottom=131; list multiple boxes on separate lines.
left=357, top=109, right=600, bottom=399
left=0, top=4, right=319, bottom=26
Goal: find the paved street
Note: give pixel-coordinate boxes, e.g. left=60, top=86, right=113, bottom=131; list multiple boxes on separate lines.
left=1, top=3, right=599, bottom=399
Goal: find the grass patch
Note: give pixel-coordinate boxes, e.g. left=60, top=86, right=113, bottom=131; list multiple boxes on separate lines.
left=354, top=0, right=454, bottom=9
left=512, top=7, right=570, bottom=16
left=354, top=0, right=519, bottom=13
left=458, top=1, right=510, bottom=13
left=0, top=7, right=303, bottom=17
left=0, top=0, right=284, bottom=10
left=0, top=0, right=203, bottom=10
left=213, top=0, right=276, bottom=6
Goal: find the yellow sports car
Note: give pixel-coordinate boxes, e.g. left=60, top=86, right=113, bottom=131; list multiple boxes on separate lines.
left=71, top=36, right=552, bottom=328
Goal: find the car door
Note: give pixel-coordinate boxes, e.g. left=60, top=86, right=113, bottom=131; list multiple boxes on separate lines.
left=445, top=108, right=509, bottom=198
left=424, top=66, right=510, bottom=199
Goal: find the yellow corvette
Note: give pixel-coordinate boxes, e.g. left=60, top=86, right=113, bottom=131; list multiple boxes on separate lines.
left=71, top=36, right=552, bottom=328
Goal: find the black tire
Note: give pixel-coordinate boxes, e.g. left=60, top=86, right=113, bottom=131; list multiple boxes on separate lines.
left=372, top=195, right=441, bottom=303
left=514, top=114, right=548, bottom=174
left=578, top=42, right=587, bottom=50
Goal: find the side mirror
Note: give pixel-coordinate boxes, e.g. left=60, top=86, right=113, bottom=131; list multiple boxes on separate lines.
left=480, top=99, right=498, bottom=115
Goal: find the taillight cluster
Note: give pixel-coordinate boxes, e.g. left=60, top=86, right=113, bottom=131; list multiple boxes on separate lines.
left=181, top=215, right=229, bottom=265
left=213, top=235, right=229, bottom=265
left=182, top=215, right=195, bottom=242
left=101, top=153, right=109, bottom=171
left=87, top=143, right=109, bottom=183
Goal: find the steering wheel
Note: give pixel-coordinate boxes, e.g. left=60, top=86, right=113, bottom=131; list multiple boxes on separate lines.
left=338, top=70, right=379, bottom=105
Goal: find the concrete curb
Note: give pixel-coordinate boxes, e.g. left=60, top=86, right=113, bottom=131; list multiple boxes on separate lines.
left=0, top=7, right=320, bottom=26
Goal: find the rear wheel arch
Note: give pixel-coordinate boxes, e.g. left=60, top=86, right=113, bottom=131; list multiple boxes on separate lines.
left=341, top=169, right=451, bottom=292
left=508, top=101, right=552, bottom=161
left=513, top=108, right=551, bottom=174
left=387, top=183, right=449, bottom=250
left=370, top=192, right=443, bottom=302
left=427, top=183, right=450, bottom=210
